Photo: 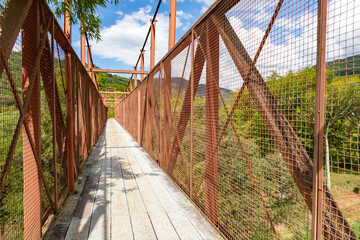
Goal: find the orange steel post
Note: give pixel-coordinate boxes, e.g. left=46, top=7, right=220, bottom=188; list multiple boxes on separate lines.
left=87, top=44, right=93, bottom=80
left=80, top=21, right=85, bottom=67
left=312, top=0, right=327, bottom=239
left=190, top=29, right=194, bottom=199
left=204, top=21, right=219, bottom=225
left=22, top=1, right=41, bottom=238
left=136, top=66, right=141, bottom=143
left=164, top=63, right=172, bottom=170
left=150, top=19, right=157, bottom=70
left=64, top=10, right=74, bottom=193
left=168, top=0, right=176, bottom=50
left=134, top=66, right=138, bottom=87
left=51, top=15, right=58, bottom=208
left=140, top=49, right=145, bottom=81
left=159, top=67, right=163, bottom=165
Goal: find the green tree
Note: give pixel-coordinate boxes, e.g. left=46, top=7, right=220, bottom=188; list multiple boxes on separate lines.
left=48, top=0, right=121, bottom=41
left=323, top=76, right=360, bottom=189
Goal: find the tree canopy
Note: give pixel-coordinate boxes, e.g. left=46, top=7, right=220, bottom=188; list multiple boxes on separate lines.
left=48, top=0, right=121, bottom=41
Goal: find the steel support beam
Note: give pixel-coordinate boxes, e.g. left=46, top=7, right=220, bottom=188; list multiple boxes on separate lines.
left=204, top=20, right=219, bottom=225
left=168, top=0, right=176, bottom=50
left=163, top=63, right=172, bottom=171
left=64, top=10, right=74, bottom=193
left=150, top=19, right=157, bottom=70
left=312, top=0, right=327, bottom=239
left=0, top=0, right=34, bottom=77
left=87, top=45, right=93, bottom=80
left=141, top=49, right=145, bottom=81
left=80, top=21, right=85, bottom=67
left=22, top=1, right=41, bottom=238
left=134, top=66, right=138, bottom=87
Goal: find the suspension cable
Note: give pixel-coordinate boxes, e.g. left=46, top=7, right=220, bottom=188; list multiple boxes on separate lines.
left=127, top=0, right=162, bottom=88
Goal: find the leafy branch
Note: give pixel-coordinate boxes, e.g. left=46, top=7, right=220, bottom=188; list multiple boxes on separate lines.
left=47, top=0, right=121, bottom=41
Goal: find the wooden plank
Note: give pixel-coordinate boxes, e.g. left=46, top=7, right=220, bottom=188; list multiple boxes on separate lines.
left=125, top=128, right=221, bottom=240
left=136, top=162, right=202, bottom=240
left=111, top=133, right=133, bottom=239
left=64, top=140, right=105, bottom=240
left=44, top=148, right=97, bottom=240
left=48, top=119, right=222, bottom=239
left=88, top=132, right=111, bottom=240
left=117, top=145, right=157, bottom=239
left=113, top=120, right=219, bottom=240
left=66, top=146, right=104, bottom=239
left=124, top=146, right=180, bottom=240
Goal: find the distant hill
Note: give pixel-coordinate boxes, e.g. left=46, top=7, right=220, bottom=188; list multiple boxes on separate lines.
left=170, top=77, right=234, bottom=99
left=326, top=54, right=360, bottom=76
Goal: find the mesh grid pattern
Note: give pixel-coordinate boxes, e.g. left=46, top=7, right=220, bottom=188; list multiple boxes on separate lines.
left=0, top=0, right=107, bottom=238
left=115, top=0, right=360, bottom=239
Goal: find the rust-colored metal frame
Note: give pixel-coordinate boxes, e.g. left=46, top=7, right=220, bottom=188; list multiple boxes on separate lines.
left=114, top=0, right=357, bottom=239
left=0, top=0, right=107, bottom=238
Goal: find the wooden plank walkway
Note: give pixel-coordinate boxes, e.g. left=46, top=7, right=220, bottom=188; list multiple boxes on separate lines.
left=44, top=119, right=222, bottom=240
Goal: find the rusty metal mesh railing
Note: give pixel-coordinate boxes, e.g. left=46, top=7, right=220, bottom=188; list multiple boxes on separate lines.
left=0, top=0, right=107, bottom=239
left=115, top=0, right=360, bottom=239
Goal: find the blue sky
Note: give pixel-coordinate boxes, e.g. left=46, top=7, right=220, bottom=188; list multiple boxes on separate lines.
left=51, top=0, right=360, bottom=86
left=53, top=0, right=215, bottom=78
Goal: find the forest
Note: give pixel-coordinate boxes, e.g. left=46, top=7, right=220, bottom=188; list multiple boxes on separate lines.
left=170, top=60, right=360, bottom=238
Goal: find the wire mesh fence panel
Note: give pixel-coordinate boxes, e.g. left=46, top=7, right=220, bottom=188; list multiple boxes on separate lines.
left=0, top=0, right=107, bottom=239
left=0, top=31, right=24, bottom=240
left=115, top=0, right=359, bottom=239
left=54, top=42, right=68, bottom=199
left=323, top=0, right=360, bottom=238
left=168, top=40, right=192, bottom=194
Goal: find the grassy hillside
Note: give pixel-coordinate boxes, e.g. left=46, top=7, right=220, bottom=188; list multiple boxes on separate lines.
left=96, top=71, right=129, bottom=92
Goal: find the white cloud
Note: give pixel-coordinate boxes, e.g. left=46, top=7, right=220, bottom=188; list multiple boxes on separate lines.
left=200, top=5, right=208, bottom=14
left=177, top=10, right=192, bottom=20
left=216, top=0, right=360, bottom=91
left=195, top=0, right=214, bottom=7
left=90, top=6, right=190, bottom=69
left=326, top=0, right=360, bottom=60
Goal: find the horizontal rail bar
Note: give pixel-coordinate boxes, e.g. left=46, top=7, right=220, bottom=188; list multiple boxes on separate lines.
left=99, top=91, right=130, bottom=94
left=88, top=68, right=150, bottom=74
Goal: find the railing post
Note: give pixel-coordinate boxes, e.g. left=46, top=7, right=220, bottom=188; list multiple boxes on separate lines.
left=141, top=49, right=145, bottom=81
left=190, top=29, right=194, bottom=199
left=134, top=66, right=138, bottom=88
left=87, top=44, right=93, bottom=80
left=312, top=0, right=327, bottom=239
left=80, top=21, right=85, bottom=67
left=205, top=21, right=219, bottom=225
left=51, top=14, right=58, bottom=208
left=159, top=67, right=163, bottom=165
left=137, top=69, right=141, bottom=144
left=22, top=1, right=41, bottom=238
left=168, top=0, right=176, bottom=50
left=150, top=19, right=157, bottom=70
left=163, top=62, right=172, bottom=170
left=64, top=10, right=74, bottom=193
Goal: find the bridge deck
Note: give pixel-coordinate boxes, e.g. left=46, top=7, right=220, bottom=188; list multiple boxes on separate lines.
left=45, top=119, right=221, bottom=240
